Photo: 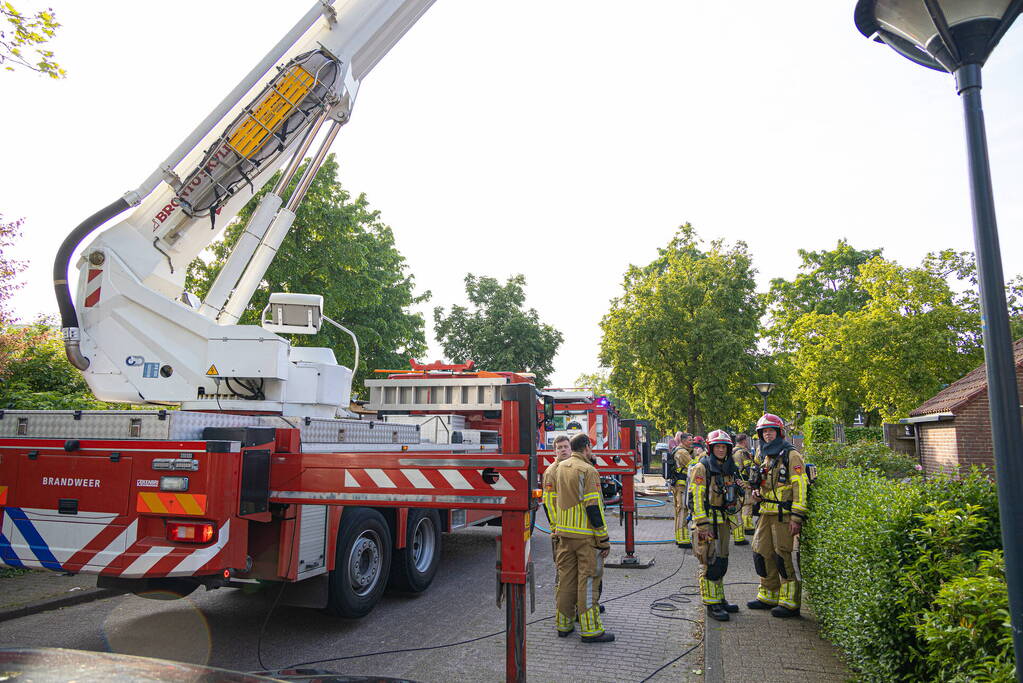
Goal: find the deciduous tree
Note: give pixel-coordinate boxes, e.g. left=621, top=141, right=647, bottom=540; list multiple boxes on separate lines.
left=187, top=156, right=429, bottom=394
left=1, top=3, right=64, bottom=78
left=573, top=370, right=641, bottom=420
left=767, top=240, right=881, bottom=350
left=433, top=274, right=562, bottom=387
left=786, top=255, right=986, bottom=423
left=599, top=225, right=763, bottom=435
left=0, top=214, right=27, bottom=378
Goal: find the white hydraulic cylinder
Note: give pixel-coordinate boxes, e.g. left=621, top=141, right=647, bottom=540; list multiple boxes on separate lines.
left=220, top=207, right=297, bottom=324
left=198, top=192, right=283, bottom=319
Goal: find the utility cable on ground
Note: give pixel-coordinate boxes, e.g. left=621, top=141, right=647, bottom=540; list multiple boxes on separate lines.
left=269, top=549, right=693, bottom=674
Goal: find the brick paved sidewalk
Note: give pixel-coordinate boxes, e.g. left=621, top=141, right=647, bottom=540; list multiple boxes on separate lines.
left=701, top=540, right=852, bottom=683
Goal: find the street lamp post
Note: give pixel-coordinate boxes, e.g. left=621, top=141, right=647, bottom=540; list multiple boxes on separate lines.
left=854, top=1, right=1023, bottom=675
left=753, top=382, right=776, bottom=415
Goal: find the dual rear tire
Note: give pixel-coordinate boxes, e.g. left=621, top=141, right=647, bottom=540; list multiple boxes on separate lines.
left=325, top=507, right=441, bottom=617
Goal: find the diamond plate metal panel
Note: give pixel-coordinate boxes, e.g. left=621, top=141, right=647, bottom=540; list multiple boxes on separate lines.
left=0, top=411, right=419, bottom=444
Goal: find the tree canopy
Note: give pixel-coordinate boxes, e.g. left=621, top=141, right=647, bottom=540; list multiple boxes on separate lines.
left=0, top=214, right=27, bottom=378
left=433, top=274, right=563, bottom=387
left=0, top=320, right=110, bottom=409
left=1, top=3, right=64, bottom=78
left=767, top=239, right=881, bottom=350
left=573, top=370, right=641, bottom=420
left=186, top=155, right=429, bottom=394
left=598, top=225, right=763, bottom=435
left=780, top=251, right=995, bottom=423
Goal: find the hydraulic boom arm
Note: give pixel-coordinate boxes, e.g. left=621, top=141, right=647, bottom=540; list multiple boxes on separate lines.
left=54, top=0, right=435, bottom=417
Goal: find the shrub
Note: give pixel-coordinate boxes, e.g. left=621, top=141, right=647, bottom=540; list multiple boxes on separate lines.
left=804, top=415, right=834, bottom=448
left=802, top=467, right=1006, bottom=681
left=802, top=467, right=921, bottom=680
left=805, top=439, right=920, bottom=479
left=916, top=550, right=1014, bottom=683
left=846, top=425, right=883, bottom=443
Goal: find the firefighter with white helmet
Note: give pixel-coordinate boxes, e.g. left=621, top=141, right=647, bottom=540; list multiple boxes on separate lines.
left=690, top=429, right=744, bottom=621
left=747, top=413, right=809, bottom=618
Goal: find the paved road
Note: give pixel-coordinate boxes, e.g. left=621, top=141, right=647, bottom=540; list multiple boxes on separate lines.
left=0, top=512, right=704, bottom=682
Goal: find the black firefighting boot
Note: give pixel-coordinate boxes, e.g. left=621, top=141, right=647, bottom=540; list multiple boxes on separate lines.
left=706, top=604, right=730, bottom=622
left=746, top=599, right=774, bottom=610
left=771, top=605, right=801, bottom=618
left=581, top=631, right=616, bottom=643
left=720, top=600, right=740, bottom=613
left=557, top=626, right=574, bottom=638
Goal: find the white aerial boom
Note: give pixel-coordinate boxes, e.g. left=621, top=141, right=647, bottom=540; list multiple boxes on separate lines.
left=53, top=0, right=434, bottom=417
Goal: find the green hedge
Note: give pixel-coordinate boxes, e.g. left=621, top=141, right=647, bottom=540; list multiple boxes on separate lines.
left=804, top=415, right=834, bottom=448
left=802, top=467, right=1010, bottom=681
left=846, top=426, right=884, bottom=443
left=805, top=440, right=920, bottom=480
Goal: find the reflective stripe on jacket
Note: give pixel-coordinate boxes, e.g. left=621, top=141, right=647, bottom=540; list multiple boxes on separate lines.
left=554, top=451, right=608, bottom=539
left=542, top=460, right=561, bottom=533
left=758, top=447, right=809, bottom=518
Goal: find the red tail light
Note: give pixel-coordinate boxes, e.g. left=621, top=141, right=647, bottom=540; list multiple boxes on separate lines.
left=166, top=521, right=215, bottom=544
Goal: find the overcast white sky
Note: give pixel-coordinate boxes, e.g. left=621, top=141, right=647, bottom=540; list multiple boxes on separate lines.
left=3, top=1, right=1023, bottom=387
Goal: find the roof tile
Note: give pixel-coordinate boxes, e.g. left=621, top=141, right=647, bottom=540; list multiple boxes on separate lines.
left=909, top=339, right=1023, bottom=417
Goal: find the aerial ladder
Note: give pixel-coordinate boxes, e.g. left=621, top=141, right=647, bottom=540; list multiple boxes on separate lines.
left=1, top=2, right=541, bottom=680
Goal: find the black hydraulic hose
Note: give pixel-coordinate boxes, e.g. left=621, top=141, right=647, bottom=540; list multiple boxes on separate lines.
left=53, top=197, right=131, bottom=328
left=53, top=197, right=132, bottom=370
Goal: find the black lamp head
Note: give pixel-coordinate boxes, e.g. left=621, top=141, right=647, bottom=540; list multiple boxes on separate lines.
left=855, top=0, right=1022, bottom=72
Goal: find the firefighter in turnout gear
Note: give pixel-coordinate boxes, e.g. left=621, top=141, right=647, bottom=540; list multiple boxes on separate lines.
left=748, top=413, right=809, bottom=618
left=553, top=433, right=614, bottom=642
left=732, top=433, right=755, bottom=539
left=669, top=433, right=697, bottom=547
left=542, top=435, right=573, bottom=596
left=691, top=429, right=744, bottom=621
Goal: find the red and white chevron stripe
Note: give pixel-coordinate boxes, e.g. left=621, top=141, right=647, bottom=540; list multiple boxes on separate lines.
left=271, top=465, right=529, bottom=507
left=2, top=508, right=232, bottom=578
left=537, top=450, right=636, bottom=474
left=83, top=267, right=102, bottom=308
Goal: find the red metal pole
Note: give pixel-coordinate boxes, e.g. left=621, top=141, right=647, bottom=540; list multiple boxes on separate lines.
left=622, top=471, right=636, bottom=558
left=500, top=510, right=529, bottom=683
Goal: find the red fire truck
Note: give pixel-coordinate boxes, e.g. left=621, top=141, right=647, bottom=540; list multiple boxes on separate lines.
left=537, top=388, right=650, bottom=567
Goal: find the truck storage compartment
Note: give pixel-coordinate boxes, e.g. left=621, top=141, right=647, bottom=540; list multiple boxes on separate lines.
left=1, top=450, right=135, bottom=571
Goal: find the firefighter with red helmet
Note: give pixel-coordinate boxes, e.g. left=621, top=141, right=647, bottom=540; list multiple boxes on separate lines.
left=747, top=413, right=809, bottom=618
left=690, top=429, right=744, bottom=621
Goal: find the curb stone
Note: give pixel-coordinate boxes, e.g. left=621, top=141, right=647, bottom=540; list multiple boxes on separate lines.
left=702, top=615, right=724, bottom=683
left=0, top=587, right=122, bottom=623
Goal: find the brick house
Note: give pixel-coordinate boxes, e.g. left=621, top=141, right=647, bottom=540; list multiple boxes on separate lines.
left=901, top=340, right=1023, bottom=475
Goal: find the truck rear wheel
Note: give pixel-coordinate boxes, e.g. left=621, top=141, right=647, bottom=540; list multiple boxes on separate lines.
left=388, top=508, right=441, bottom=593
left=326, top=507, right=391, bottom=618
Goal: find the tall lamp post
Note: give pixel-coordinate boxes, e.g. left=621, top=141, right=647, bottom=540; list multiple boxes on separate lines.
left=753, top=382, right=776, bottom=414
left=854, top=1, right=1023, bottom=675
